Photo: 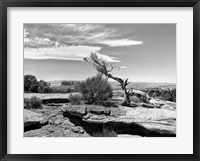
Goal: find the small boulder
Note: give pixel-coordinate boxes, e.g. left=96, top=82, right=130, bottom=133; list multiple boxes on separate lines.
left=71, top=126, right=85, bottom=134
left=83, top=113, right=92, bottom=120
left=149, top=99, right=164, bottom=108
left=62, top=104, right=87, bottom=118
left=130, top=89, right=150, bottom=103
left=44, top=125, right=57, bottom=132
left=54, top=119, right=62, bottom=125
left=87, top=105, right=111, bottom=116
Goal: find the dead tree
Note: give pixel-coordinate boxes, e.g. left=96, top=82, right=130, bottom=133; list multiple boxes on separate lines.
left=84, top=53, right=133, bottom=106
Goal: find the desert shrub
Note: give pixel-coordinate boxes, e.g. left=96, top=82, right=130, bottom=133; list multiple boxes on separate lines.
left=61, top=80, right=74, bottom=86
left=170, top=88, right=176, bottom=102
left=38, top=80, right=52, bottom=93
left=145, top=87, right=176, bottom=102
left=102, top=101, right=118, bottom=107
left=24, top=75, right=38, bottom=93
left=51, top=85, right=72, bottom=93
left=79, top=74, right=113, bottom=104
left=68, top=94, right=83, bottom=105
left=24, top=96, right=42, bottom=109
left=41, top=86, right=52, bottom=93
left=39, top=80, right=50, bottom=87
left=29, top=84, right=39, bottom=93
left=114, top=90, right=124, bottom=97
left=74, top=82, right=81, bottom=92
left=93, top=127, right=117, bottom=137
left=24, top=75, right=52, bottom=93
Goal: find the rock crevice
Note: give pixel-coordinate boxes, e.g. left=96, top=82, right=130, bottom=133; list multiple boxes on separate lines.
left=62, top=105, right=176, bottom=137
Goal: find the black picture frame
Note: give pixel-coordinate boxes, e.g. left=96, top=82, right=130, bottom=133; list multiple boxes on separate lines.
left=0, top=0, right=199, bottom=160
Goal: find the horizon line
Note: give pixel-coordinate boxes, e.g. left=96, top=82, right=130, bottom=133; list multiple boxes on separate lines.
left=47, top=79, right=176, bottom=84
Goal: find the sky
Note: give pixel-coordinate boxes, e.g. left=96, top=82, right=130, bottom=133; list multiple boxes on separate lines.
left=24, top=24, right=176, bottom=83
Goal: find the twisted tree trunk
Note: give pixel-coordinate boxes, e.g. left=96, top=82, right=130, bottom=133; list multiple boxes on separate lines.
left=103, top=73, right=131, bottom=106
left=85, top=53, right=132, bottom=106
left=121, top=88, right=131, bottom=106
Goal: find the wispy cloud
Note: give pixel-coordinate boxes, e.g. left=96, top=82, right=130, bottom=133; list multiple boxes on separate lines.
left=24, top=24, right=143, bottom=61
left=24, top=45, right=120, bottom=62
left=24, top=36, right=57, bottom=48
left=100, top=39, right=143, bottom=47
left=24, top=24, right=143, bottom=48
left=120, top=66, right=127, bottom=69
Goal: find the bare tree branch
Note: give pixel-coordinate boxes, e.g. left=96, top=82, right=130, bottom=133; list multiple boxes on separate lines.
left=84, top=53, right=134, bottom=106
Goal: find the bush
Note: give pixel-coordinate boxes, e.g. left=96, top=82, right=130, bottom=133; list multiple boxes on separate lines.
left=24, top=96, right=42, bottom=109
left=41, top=86, right=52, bottom=93
left=68, top=94, right=83, bottom=105
left=93, top=127, right=117, bottom=137
left=24, top=75, right=52, bottom=93
left=170, top=88, right=176, bottom=102
left=114, top=90, right=124, bottom=97
left=145, top=87, right=176, bottom=102
left=74, top=82, right=81, bottom=92
left=37, top=80, right=52, bottom=93
left=29, top=84, right=39, bottom=93
left=24, top=75, right=38, bottom=93
left=79, top=74, right=113, bottom=104
left=61, top=80, right=74, bottom=86
left=51, top=85, right=72, bottom=93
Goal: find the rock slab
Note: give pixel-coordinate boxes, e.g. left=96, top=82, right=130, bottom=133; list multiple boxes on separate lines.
left=24, top=109, right=48, bottom=128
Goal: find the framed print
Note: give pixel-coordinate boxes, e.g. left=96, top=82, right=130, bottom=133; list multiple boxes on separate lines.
left=0, top=0, right=200, bottom=161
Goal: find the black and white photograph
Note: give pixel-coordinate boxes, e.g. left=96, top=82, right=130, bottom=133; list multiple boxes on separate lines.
left=24, top=23, right=176, bottom=137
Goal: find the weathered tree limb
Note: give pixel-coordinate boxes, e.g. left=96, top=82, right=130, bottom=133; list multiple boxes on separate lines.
left=84, top=53, right=133, bottom=106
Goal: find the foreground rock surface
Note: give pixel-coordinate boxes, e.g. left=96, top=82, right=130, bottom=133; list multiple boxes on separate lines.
left=61, top=102, right=176, bottom=137
left=24, top=109, right=48, bottom=128
left=24, top=105, right=89, bottom=137
left=24, top=93, right=176, bottom=137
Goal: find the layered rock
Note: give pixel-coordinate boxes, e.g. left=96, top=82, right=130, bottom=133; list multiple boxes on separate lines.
left=24, top=104, right=90, bottom=137
left=61, top=104, right=176, bottom=137
left=24, top=92, right=176, bottom=137
left=24, top=109, right=48, bottom=129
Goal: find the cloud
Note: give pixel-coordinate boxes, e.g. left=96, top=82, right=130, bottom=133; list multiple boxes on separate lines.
left=24, top=24, right=143, bottom=48
left=24, top=24, right=143, bottom=61
left=24, top=36, right=57, bottom=48
left=95, top=53, right=120, bottom=62
left=56, top=24, right=104, bottom=33
left=120, top=66, right=127, bottom=69
left=100, top=39, right=143, bottom=47
left=24, top=45, right=120, bottom=62
left=24, top=24, right=116, bottom=47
